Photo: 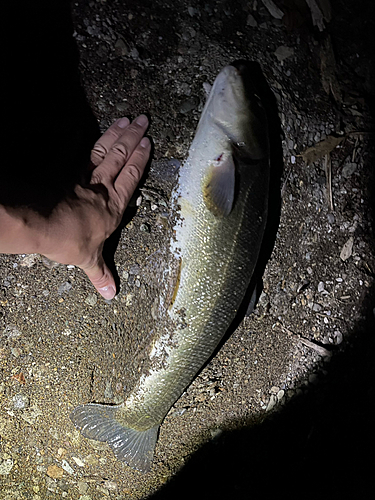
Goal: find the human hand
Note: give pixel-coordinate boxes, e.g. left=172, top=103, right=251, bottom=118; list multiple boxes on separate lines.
left=41, top=114, right=151, bottom=299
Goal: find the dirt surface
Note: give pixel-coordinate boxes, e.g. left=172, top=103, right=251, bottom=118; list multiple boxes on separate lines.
left=1, top=0, right=374, bottom=499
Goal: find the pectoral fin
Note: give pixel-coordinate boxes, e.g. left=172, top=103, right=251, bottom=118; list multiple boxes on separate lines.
left=202, top=153, right=235, bottom=217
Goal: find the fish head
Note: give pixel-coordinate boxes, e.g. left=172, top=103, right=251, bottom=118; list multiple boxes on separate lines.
left=202, top=62, right=269, bottom=161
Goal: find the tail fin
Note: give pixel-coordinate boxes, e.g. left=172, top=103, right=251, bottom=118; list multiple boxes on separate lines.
left=70, top=403, right=159, bottom=472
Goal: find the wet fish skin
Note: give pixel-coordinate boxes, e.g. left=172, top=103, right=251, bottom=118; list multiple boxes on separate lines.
left=70, top=62, right=270, bottom=472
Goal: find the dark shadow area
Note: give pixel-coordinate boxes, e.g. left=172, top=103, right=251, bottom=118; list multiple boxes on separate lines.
left=149, top=293, right=375, bottom=500
left=2, top=0, right=99, bottom=215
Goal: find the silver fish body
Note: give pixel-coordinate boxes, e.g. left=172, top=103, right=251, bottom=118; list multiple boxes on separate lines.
left=71, top=62, right=270, bottom=472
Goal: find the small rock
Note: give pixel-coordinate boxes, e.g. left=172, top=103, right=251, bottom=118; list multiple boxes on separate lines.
left=11, top=347, right=22, bottom=357
left=0, top=458, right=14, bottom=475
left=318, top=281, right=325, bottom=292
left=210, top=428, right=223, bottom=440
left=20, top=254, right=39, bottom=268
left=129, top=264, right=141, bottom=275
left=140, top=223, right=150, bottom=233
left=46, top=465, right=64, bottom=479
left=77, top=481, right=89, bottom=494
left=103, top=481, right=118, bottom=491
left=246, top=14, right=258, bottom=27
left=21, top=405, right=42, bottom=424
left=72, top=456, right=85, bottom=467
left=85, top=294, right=98, bottom=306
left=179, top=97, right=199, bottom=114
left=327, top=212, right=335, bottom=224
left=4, top=324, right=22, bottom=339
left=342, top=161, right=357, bottom=178
left=114, top=37, right=128, bottom=56
left=276, top=389, right=285, bottom=401
left=84, top=454, right=98, bottom=466
left=130, top=47, right=139, bottom=59
left=340, top=237, right=354, bottom=261
left=61, top=460, right=74, bottom=475
left=266, top=394, right=277, bottom=412
left=41, top=256, right=59, bottom=269
left=58, top=282, right=72, bottom=295
left=333, top=331, right=343, bottom=345
left=12, top=393, right=30, bottom=409
left=274, top=46, right=294, bottom=62
left=115, top=101, right=130, bottom=113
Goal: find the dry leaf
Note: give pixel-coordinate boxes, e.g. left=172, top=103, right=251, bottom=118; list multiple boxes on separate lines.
left=12, top=372, right=26, bottom=385
left=301, top=135, right=344, bottom=165
left=46, top=465, right=64, bottom=479
left=340, top=237, right=354, bottom=261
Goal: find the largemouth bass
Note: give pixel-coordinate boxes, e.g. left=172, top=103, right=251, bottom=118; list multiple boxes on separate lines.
left=71, top=61, right=270, bottom=472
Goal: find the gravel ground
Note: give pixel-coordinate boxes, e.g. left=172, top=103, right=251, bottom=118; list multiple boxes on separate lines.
left=1, top=1, right=374, bottom=499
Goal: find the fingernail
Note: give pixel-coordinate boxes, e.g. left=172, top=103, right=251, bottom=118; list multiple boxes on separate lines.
left=117, top=117, right=129, bottom=129
left=135, top=114, right=148, bottom=126
left=140, top=137, right=150, bottom=148
left=98, top=285, right=116, bottom=300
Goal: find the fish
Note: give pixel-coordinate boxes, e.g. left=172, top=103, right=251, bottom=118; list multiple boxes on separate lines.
left=70, top=61, right=270, bottom=472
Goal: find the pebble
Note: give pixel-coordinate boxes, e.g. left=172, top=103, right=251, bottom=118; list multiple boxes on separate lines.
left=333, top=331, right=343, bottom=344
left=12, top=393, right=30, bottom=409
left=46, top=464, right=64, bottom=479
left=77, top=482, right=89, bottom=494
left=61, top=460, right=74, bottom=475
left=318, top=281, right=325, bottom=292
left=20, top=254, right=39, bottom=268
left=115, top=101, right=130, bottom=113
left=140, top=223, right=150, bottom=233
left=340, top=237, right=354, bottom=261
left=11, top=347, right=22, bottom=357
left=276, top=389, right=285, bottom=401
left=179, top=97, right=199, bottom=114
left=342, top=161, right=357, bottom=178
left=72, top=456, right=85, bottom=467
left=129, top=264, right=140, bottom=274
left=85, top=294, right=98, bottom=306
left=0, top=458, right=14, bottom=475
left=274, top=46, right=294, bottom=62
left=58, top=282, right=72, bottom=295
left=246, top=14, right=258, bottom=27
left=327, top=212, right=335, bottom=224
left=266, top=394, right=277, bottom=411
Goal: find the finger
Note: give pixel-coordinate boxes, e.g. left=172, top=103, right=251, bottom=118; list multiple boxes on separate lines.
left=82, top=256, right=117, bottom=300
left=90, top=117, right=130, bottom=167
left=114, top=136, right=151, bottom=208
left=90, top=114, right=149, bottom=185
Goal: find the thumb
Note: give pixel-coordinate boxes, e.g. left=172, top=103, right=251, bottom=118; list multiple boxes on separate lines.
left=82, top=256, right=117, bottom=300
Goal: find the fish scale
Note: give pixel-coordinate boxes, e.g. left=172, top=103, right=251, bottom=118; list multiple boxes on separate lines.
left=71, top=62, right=270, bottom=472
